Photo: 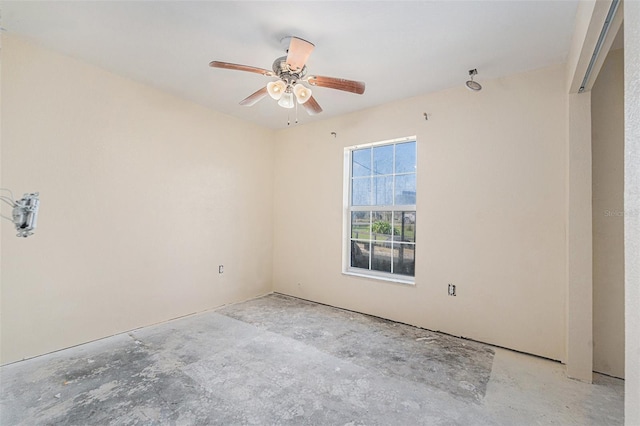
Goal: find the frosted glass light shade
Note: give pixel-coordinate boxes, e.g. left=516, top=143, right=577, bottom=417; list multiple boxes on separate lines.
left=267, top=80, right=286, bottom=100
left=277, top=91, right=295, bottom=109
left=293, top=83, right=312, bottom=104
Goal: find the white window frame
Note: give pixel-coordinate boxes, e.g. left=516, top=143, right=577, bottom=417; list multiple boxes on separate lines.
left=342, top=136, right=417, bottom=285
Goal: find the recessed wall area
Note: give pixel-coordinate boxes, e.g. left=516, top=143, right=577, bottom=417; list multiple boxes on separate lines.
left=591, top=45, right=625, bottom=379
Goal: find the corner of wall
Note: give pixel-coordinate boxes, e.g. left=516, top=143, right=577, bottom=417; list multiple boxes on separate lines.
left=0, top=35, right=277, bottom=364
left=562, top=0, right=622, bottom=383
left=566, top=0, right=620, bottom=94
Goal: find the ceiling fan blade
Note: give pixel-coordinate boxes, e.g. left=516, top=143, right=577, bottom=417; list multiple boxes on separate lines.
left=209, top=61, right=274, bottom=76
left=306, top=75, right=365, bottom=95
left=302, top=95, right=323, bottom=115
left=286, top=37, right=315, bottom=72
left=239, top=87, right=268, bottom=106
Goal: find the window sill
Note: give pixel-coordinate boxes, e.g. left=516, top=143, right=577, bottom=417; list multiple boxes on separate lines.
left=343, top=270, right=415, bottom=286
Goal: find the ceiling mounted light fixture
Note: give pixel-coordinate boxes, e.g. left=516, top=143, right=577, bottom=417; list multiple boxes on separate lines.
left=277, top=88, right=295, bottom=109
left=267, top=80, right=286, bottom=100
left=466, top=69, right=482, bottom=91
left=293, top=83, right=312, bottom=104
left=210, top=35, right=366, bottom=118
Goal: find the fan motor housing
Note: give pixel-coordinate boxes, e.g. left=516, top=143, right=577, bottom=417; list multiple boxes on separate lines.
left=272, top=56, right=307, bottom=84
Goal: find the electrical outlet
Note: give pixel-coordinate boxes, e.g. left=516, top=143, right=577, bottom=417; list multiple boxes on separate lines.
left=218, top=265, right=224, bottom=274
left=448, top=283, right=456, bottom=296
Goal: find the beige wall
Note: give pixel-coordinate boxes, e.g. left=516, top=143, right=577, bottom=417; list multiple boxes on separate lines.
left=273, top=64, right=568, bottom=361
left=0, top=35, right=274, bottom=364
left=591, top=47, right=625, bottom=379
left=624, top=1, right=640, bottom=422
left=565, top=90, right=593, bottom=382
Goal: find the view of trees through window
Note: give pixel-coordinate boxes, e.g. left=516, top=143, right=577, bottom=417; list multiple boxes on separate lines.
left=347, top=139, right=416, bottom=280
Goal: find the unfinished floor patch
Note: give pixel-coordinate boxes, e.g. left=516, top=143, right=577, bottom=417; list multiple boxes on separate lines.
left=217, top=293, right=495, bottom=402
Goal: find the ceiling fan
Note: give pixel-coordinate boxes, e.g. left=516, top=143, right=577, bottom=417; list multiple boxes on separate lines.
left=209, top=36, right=365, bottom=116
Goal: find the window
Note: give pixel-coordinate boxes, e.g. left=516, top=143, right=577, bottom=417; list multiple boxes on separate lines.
left=344, top=137, right=416, bottom=283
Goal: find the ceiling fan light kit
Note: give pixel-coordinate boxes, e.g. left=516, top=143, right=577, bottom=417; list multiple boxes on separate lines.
left=278, top=89, right=295, bottom=109
left=209, top=36, right=366, bottom=119
left=267, top=80, right=286, bottom=99
left=293, top=83, right=312, bottom=104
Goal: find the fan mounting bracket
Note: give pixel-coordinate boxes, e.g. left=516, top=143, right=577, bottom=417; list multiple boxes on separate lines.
left=279, top=35, right=312, bottom=52
left=280, top=36, right=293, bottom=51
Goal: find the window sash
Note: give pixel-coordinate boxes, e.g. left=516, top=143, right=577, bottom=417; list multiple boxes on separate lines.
left=343, top=136, right=416, bottom=284
left=348, top=208, right=416, bottom=278
left=350, top=205, right=416, bottom=212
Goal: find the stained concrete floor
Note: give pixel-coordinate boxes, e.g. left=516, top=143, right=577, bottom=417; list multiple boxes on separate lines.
left=1, top=293, right=624, bottom=425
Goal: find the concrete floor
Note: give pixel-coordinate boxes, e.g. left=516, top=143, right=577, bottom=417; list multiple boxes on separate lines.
left=1, top=293, right=624, bottom=425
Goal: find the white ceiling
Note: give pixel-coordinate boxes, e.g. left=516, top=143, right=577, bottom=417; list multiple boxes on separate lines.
left=1, top=1, right=579, bottom=129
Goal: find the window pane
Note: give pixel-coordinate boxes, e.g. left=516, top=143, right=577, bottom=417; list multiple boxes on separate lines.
left=373, top=176, right=393, bottom=206
left=352, top=148, right=371, bottom=177
left=352, top=177, right=371, bottom=206
left=373, top=145, right=393, bottom=175
left=351, top=211, right=371, bottom=239
left=371, top=211, right=394, bottom=240
left=393, top=243, right=415, bottom=276
left=393, top=211, right=416, bottom=243
left=394, top=174, right=416, bottom=205
left=371, top=242, right=392, bottom=273
left=351, top=241, right=370, bottom=269
left=395, top=141, right=416, bottom=173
